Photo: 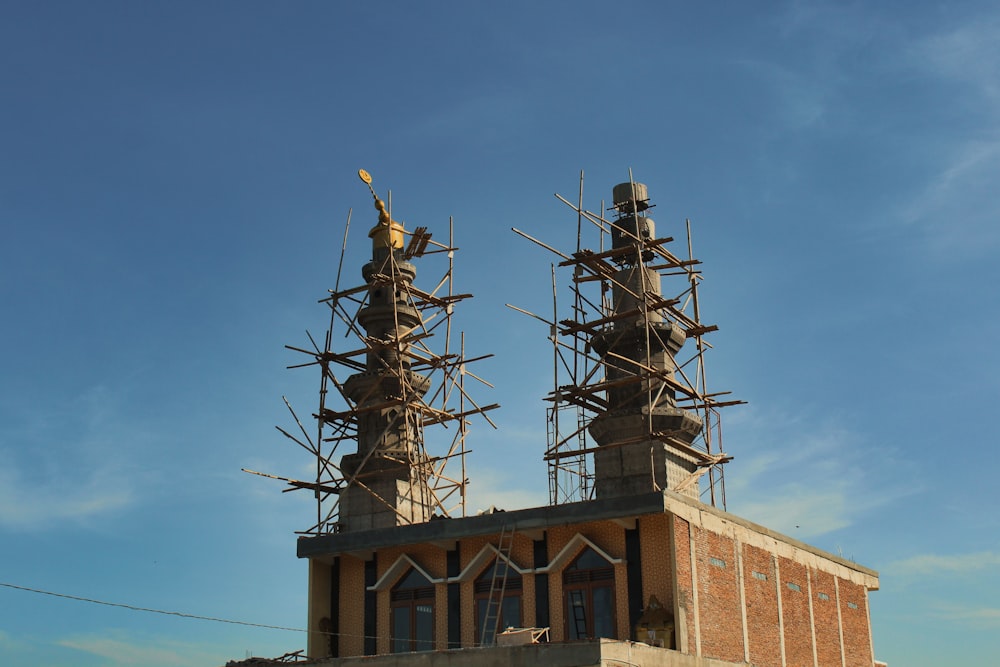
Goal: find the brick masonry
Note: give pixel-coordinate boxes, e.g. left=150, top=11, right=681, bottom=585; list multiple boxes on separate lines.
left=693, top=525, right=745, bottom=662
left=742, top=544, right=781, bottom=666
left=313, top=500, right=878, bottom=666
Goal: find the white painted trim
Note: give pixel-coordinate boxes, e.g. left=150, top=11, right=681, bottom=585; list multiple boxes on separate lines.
left=536, top=533, right=623, bottom=574
left=736, top=539, right=750, bottom=664
left=367, top=553, right=443, bottom=591
left=865, top=588, right=876, bottom=667
left=690, top=525, right=701, bottom=656
left=668, top=515, right=688, bottom=653
left=448, top=543, right=531, bottom=583
left=807, top=568, right=818, bottom=667
left=775, top=555, right=786, bottom=667
left=835, top=576, right=846, bottom=667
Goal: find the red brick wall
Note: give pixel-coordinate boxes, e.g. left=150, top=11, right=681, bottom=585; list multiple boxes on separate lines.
left=742, top=544, right=781, bottom=667
left=324, top=509, right=876, bottom=663
left=839, top=578, right=873, bottom=667
left=671, top=515, right=695, bottom=654
left=693, top=528, right=745, bottom=662
left=812, top=569, right=843, bottom=666
left=778, top=557, right=814, bottom=667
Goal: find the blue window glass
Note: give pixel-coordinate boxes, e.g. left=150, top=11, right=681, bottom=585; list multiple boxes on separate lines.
left=390, top=568, right=435, bottom=652
left=475, top=559, right=523, bottom=644
left=563, top=547, right=616, bottom=640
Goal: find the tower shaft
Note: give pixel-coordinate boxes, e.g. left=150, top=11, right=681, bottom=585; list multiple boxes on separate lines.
left=589, top=182, right=703, bottom=499
left=336, top=205, right=434, bottom=531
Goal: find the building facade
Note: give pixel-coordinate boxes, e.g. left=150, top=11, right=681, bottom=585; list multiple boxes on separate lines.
left=299, top=490, right=879, bottom=666
left=284, top=175, right=881, bottom=667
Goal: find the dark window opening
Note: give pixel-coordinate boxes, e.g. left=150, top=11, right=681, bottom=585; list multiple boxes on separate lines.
left=391, top=568, right=435, bottom=653
left=563, top=547, right=616, bottom=640
left=475, top=560, right=523, bottom=645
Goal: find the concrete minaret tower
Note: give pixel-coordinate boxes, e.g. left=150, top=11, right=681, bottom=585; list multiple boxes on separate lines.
left=588, top=182, right=704, bottom=499
left=337, top=171, right=435, bottom=531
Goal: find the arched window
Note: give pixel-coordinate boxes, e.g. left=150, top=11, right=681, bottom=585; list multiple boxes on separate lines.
left=474, top=559, right=522, bottom=645
left=390, top=568, right=435, bottom=653
left=563, top=547, right=616, bottom=640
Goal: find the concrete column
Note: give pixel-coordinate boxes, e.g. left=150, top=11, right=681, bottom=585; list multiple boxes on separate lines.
left=307, top=559, right=333, bottom=658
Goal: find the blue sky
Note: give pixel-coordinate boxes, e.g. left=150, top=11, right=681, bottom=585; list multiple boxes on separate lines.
left=2, top=1, right=999, bottom=665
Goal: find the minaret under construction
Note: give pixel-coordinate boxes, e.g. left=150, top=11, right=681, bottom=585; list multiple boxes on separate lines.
left=336, top=175, right=434, bottom=532
left=588, top=182, right=703, bottom=499
left=250, top=170, right=881, bottom=667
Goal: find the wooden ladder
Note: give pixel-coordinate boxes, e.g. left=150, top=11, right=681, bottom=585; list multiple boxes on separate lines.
left=480, top=524, right=516, bottom=646
left=568, top=589, right=588, bottom=639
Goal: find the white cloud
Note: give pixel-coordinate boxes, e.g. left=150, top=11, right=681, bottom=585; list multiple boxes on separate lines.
left=464, top=467, right=548, bottom=515
left=917, top=19, right=1000, bottom=101
left=0, top=454, right=134, bottom=530
left=894, top=135, right=1000, bottom=259
left=928, top=603, right=1000, bottom=628
left=732, top=486, right=850, bottom=539
left=893, top=18, right=1000, bottom=259
left=733, top=57, right=831, bottom=132
left=889, top=551, right=1000, bottom=576
left=404, top=89, right=532, bottom=151
left=0, top=383, right=150, bottom=531
left=0, top=629, right=27, bottom=652
left=58, top=631, right=229, bottom=667
left=723, top=408, right=910, bottom=540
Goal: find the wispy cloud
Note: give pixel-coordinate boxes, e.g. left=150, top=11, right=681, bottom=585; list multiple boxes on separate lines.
left=0, top=383, right=149, bottom=530
left=58, top=631, right=229, bottom=667
left=894, top=17, right=1000, bottom=259
left=889, top=551, right=1000, bottom=576
left=917, top=18, right=1000, bottom=101
left=723, top=408, right=912, bottom=540
left=0, top=629, right=27, bottom=652
left=464, top=466, right=548, bottom=515
left=404, top=88, right=533, bottom=152
left=0, top=458, right=133, bottom=529
left=736, top=2, right=890, bottom=135
left=894, top=134, right=1000, bottom=259
left=927, top=602, right=1000, bottom=628
left=734, top=57, right=831, bottom=131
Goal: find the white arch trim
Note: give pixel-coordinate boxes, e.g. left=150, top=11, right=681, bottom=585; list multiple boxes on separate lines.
left=449, top=543, right=532, bottom=583
left=537, top=533, right=623, bottom=574
left=367, top=554, right=445, bottom=591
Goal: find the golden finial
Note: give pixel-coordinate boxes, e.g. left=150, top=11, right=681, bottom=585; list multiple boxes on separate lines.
left=358, top=168, right=404, bottom=250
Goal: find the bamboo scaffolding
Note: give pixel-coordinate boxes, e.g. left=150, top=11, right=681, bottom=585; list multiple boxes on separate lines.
left=512, top=171, right=742, bottom=508
left=252, top=188, right=496, bottom=536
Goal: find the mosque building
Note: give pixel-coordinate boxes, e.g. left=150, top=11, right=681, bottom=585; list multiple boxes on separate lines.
left=251, top=171, right=882, bottom=667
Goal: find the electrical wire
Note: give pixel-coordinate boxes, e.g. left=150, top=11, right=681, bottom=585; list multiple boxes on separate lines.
left=3, top=581, right=511, bottom=646
left=0, top=581, right=306, bottom=634
left=0, top=581, right=415, bottom=643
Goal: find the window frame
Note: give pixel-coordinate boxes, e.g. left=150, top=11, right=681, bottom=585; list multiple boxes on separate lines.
left=562, top=547, right=617, bottom=641
left=474, top=559, right=523, bottom=645
left=390, top=568, right=436, bottom=653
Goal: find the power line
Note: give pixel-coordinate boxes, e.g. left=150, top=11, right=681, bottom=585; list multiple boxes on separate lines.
left=0, top=581, right=306, bottom=634
left=0, top=581, right=399, bottom=643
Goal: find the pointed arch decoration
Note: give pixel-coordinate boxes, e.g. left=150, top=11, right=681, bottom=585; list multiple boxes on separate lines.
left=450, top=543, right=532, bottom=583
left=368, top=554, right=444, bottom=591
left=539, top=533, right=623, bottom=574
